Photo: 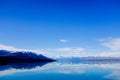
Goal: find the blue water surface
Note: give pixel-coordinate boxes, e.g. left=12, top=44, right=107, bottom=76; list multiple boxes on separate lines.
left=0, top=61, right=119, bottom=80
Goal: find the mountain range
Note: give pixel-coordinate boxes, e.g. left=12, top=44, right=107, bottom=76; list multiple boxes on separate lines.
left=0, top=50, right=55, bottom=64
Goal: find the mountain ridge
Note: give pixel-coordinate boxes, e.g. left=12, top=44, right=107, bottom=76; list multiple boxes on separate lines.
left=0, top=50, right=55, bottom=64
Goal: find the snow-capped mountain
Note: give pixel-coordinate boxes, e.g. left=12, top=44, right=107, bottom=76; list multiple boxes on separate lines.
left=57, top=57, right=120, bottom=64
left=0, top=50, right=55, bottom=63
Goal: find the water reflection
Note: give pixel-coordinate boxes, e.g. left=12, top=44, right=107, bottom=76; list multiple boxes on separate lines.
left=0, top=60, right=120, bottom=80
left=0, top=62, right=50, bottom=71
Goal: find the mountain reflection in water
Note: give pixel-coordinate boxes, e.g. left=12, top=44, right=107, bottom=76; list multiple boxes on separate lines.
left=0, top=62, right=50, bottom=71
left=0, top=59, right=120, bottom=80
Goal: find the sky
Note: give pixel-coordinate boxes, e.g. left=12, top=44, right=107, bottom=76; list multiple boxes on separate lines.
left=0, top=0, right=120, bottom=57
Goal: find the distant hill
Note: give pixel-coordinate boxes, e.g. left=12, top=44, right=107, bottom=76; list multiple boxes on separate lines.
left=57, top=57, right=120, bottom=64
left=0, top=50, right=55, bottom=64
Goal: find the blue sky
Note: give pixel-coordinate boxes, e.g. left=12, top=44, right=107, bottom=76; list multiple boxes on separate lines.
left=0, top=0, right=120, bottom=57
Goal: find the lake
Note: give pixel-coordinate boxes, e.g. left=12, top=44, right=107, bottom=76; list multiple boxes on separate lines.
left=0, top=60, right=120, bottom=80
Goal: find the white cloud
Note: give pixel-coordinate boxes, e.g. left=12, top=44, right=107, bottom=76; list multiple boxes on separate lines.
left=0, top=43, right=85, bottom=58
left=59, top=39, right=69, bottom=43
left=101, top=38, right=120, bottom=51
left=45, top=47, right=85, bottom=58
left=94, top=51, right=120, bottom=57
left=0, top=44, right=47, bottom=55
left=0, top=44, right=17, bottom=51
left=96, top=38, right=120, bottom=57
left=52, top=47, right=84, bottom=52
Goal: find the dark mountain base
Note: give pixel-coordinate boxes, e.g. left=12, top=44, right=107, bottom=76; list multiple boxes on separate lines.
left=0, top=56, right=56, bottom=65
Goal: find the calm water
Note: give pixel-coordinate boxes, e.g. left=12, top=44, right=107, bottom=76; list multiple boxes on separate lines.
left=0, top=61, right=120, bottom=80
